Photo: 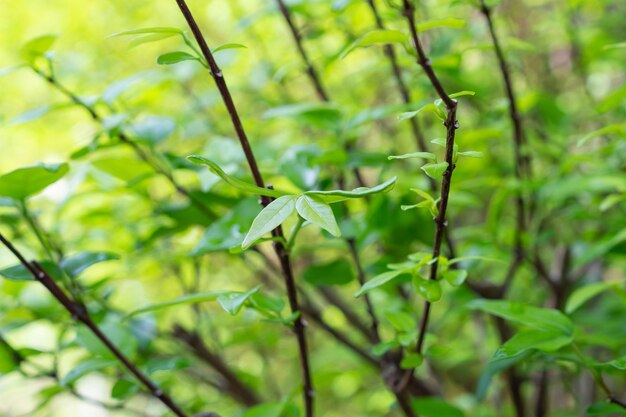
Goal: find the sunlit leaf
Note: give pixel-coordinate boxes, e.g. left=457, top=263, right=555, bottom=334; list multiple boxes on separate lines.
left=0, top=163, right=69, bottom=200
left=242, top=195, right=297, bottom=249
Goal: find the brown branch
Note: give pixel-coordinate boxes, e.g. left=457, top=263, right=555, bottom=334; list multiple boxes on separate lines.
left=365, top=0, right=428, bottom=153
left=173, top=2, right=314, bottom=416
left=0, top=233, right=190, bottom=417
left=274, top=0, right=329, bottom=102
left=172, top=325, right=261, bottom=407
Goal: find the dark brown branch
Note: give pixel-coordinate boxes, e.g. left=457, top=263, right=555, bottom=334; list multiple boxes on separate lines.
left=173, top=2, right=314, bottom=416
left=172, top=325, right=261, bottom=407
left=274, top=0, right=329, bottom=102
left=0, top=233, right=190, bottom=417
left=365, top=0, right=428, bottom=153
left=479, top=0, right=528, bottom=296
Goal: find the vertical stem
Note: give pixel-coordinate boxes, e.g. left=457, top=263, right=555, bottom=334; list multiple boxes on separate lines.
left=172, top=2, right=314, bottom=416
left=274, top=0, right=329, bottom=102
left=365, top=0, right=429, bottom=153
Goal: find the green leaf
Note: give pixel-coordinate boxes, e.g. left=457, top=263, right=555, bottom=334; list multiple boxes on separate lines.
left=242, top=195, right=297, bottom=249
left=448, top=90, right=476, bottom=99
left=131, top=115, right=176, bottom=144
left=263, top=103, right=342, bottom=130
left=442, top=269, right=467, bottom=286
left=416, top=18, right=466, bottom=32
left=0, top=343, right=19, bottom=374
left=76, top=322, right=138, bottom=359
left=157, top=51, right=199, bottom=65
left=242, top=402, right=285, bottom=417
left=0, top=261, right=61, bottom=281
left=565, top=281, right=622, bottom=314
left=586, top=402, right=626, bottom=416
left=340, top=30, right=409, bottom=58
left=457, top=151, right=483, bottom=158
left=20, top=34, right=57, bottom=61
left=187, top=156, right=288, bottom=198
left=212, top=43, right=247, bottom=54
left=388, top=152, right=437, bottom=161
left=0, top=163, right=69, bottom=200
left=60, top=252, right=119, bottom=278
left=303, top=258, right=354, bottom=286
left=217, top=286, right=261, bottom=315
left=355, top=270, right=407, bottom=297
left=413, top=276, right=442, bottom=302
left=191, top=198, right=260, bottom=255
left=421, top=162, right=449, bottom=180
left=468, top=300, right=574, bottom=336
left=111, top=379, right=139, bottom=400
left=128, top=32, right=179, bottom=48
left=108, top=27, right=184, bottom=38
left=305, top=176, right=396, bottom=203
left=384, top=310, right=416, bottom=332
left=126, top=291, right=230, bottom=317
left=60, top=358, right=117, bottom=386
left=605, top=356, right=626, bottom=370
left=400, top=353, right=423, bottom=369
left=398, top=103, right=442, bottom=121
left=410, top=397, right=465, bottom=417
left=295, top=195, right=340, bottom=236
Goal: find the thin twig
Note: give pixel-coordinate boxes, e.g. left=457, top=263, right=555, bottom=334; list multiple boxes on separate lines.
left=31, top=68, right=217, bottom=222
left=0, top=233, right=190, bottom=417
left=172, top=2, right=314, bottom=415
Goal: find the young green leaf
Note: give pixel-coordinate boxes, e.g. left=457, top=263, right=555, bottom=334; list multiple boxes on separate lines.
left=126, top=291, right=230, bottom=318
left=469, top=300, right=574, bottom=336
left=305, top=176, right=396, bottom=203
left=217, top=286, right=260, bottom=315
left=398, top=103, right=443, bottom=121
left=388, top=152, right=437, bottom=161
left=416, top=18, right=466, bottom=32
left=295, top=195, right=340, bottom=236
left=442, top=269, right=467, bottom=286
left=355, top=270, right=407, bottom=297
left=60, top=358, right=117, bottom=386
left=157, top=51, right=199, bottom=65
left=457, top=151, right=483, bottom=158
left=564, top=281, right=622, bottom=314
left=60, top=252, right=119, bottom=278
left=400, top=353, right=424, bottom=369
left=242, top=195, right=297, bottom=249
left=212, top=43, right=247, bottom=54
left=20, top=34, right=57, bottom=61
left=0, top=163, right=69, bottom=200
left=187, top=155, right=289, bottom=198
left=108, top=27, right=184, bottom=38
left=413, top=275, right=443, bottom=302
left=303, top=258, right=354, bottom=286
left=421, top=162, right=449, bottom=180
left=340, top=29, right=409, bottom=59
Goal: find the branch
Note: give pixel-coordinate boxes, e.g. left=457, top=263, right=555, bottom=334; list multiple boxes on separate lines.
left=172, top=2, right=314, bottom=415
left=0, top=233, right=190, bottom=417
left=365, top=0, right=428, bottom=153
left=172, top=325, right=261, bottom=407
left=478, top=0, right=528, bottom=295
left=274, top=0, right=329, bottom=102
left=32, top=68, right=217, bottom=222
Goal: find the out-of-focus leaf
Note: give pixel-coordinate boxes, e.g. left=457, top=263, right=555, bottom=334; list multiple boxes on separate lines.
left=356, top=270, right=408, bottom=297
left=0, top=163, right=69, bottom=200
left=60, top=358, right=116, bottom=386
left=126, top=291, right=230, bottom=317
left=340, top=30, right=409, bottom=58
left=410, top=397, right=465, bottom=417
left=60, top=252, right=119, bottom=278
left=303, top=258, right=354, bottom=286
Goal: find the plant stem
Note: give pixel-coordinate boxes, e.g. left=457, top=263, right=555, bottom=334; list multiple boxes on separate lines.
left=478, top=0, right=527, bottom=295
left=173, top=2, right=314, bottom=415
left=0, top=233, right=190, bottom=417
left=18, top=200, right=55, bottom=262
left=400, top=0, right=459, bottom=374
left=286, top=216, right=305, bottom=252
left=274, top=0, right=329, bottom=102
left=365, top=0, right=429, bottom=154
